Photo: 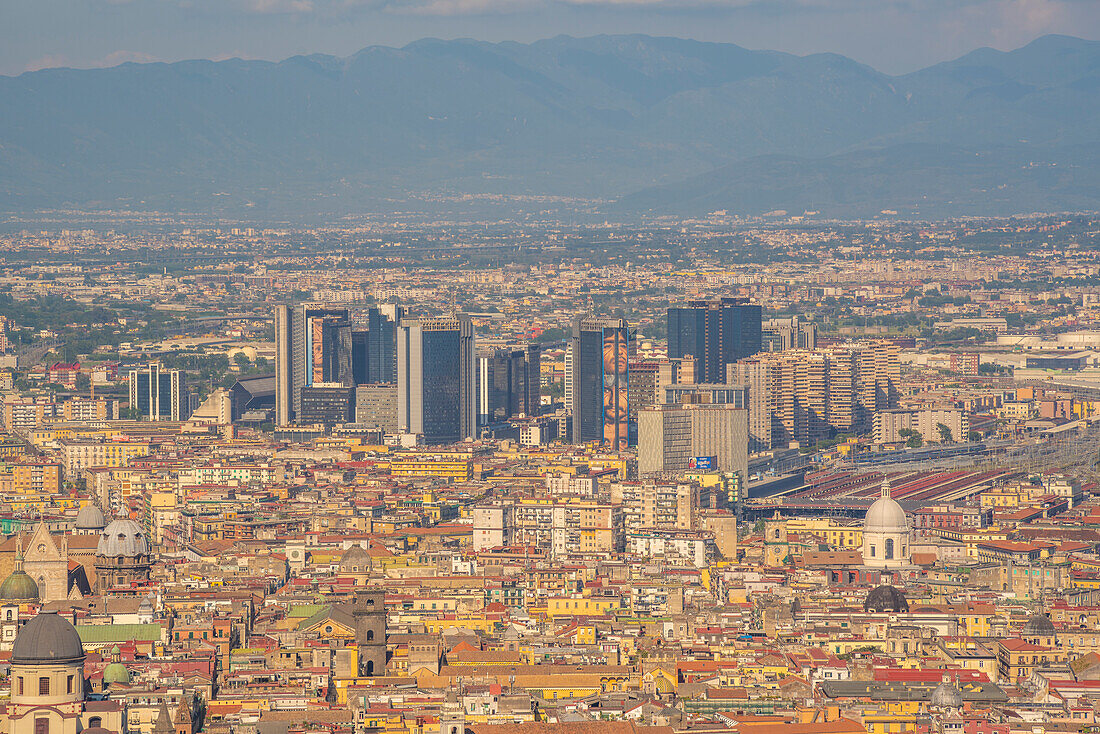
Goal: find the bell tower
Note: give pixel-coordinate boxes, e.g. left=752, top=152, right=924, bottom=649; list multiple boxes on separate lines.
left=352, top=589, right=387, bottom=677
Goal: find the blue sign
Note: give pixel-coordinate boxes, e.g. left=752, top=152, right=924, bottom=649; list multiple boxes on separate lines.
left=688, top=456, right=715, bottom=471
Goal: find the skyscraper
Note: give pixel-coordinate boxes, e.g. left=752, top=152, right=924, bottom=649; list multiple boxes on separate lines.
left=274, top=303, right=355, bottom=426
left=397, top=315, right=476, bottom=444
left=569, top=315, right=630, bottom=449
left=667, top=298, right=762, bottom=383
left=637, top=403, right=749, bottom=480
left=128, top=364, right=187, bottom=421
left=476, top=343, right=541, bottom=426
left=367, top=306, right=405, bottom=384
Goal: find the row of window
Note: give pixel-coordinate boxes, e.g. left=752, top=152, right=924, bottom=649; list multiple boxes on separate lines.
left=17, top=674, right=75, bottom=696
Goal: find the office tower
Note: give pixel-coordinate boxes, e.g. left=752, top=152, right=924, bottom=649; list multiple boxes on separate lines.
left=351, top=328, right=369, bottom=385
left=355, top=383, right=399, bottom=431
left=274, top=303, right=354, bottom=426
left=569, top=315, right=630, bottom=449
left=563, top=344, right=574, bottom=414
left=128, top=364, right=187, bottom=421
left=397, top=315, right=476, bottom=444
left=298, top=383, right=355, bottom=425
left=667, top=298, right=762, bottom=383
left=275, top=305, right=292, bottom=425
left=663, top=383, right=748, bottom=407
left=367, top=306, right=405, bottom=384
left=637, top=403, right=749, bottom=480
left=476, top=344, right=541, bottom=426
left=763, top=317, right=818, bottom=352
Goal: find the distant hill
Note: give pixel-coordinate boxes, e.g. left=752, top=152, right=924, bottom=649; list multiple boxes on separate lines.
left=1, top=34, right=1098, bottom=219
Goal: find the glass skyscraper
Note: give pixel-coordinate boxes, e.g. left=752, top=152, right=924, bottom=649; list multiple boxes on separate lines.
left=667, top=298, right=762, bottom=384
left=569, top=315, right=630, bottom=449
left=397, top=315, right=476, bottom=444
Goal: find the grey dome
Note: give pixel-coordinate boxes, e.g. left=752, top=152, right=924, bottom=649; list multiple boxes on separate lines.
left=864, top=584, right=909, bottom=613
left=865, top=495, right=908, bottom=533
left=930, top=681, right=963, bottom=709
left=75, top=502, right=107, bottom=530
left=96, top=519, right=150, bottom=558
left=1023, top=613, right=1056, bottom=636
left=12, top=611, right=85, bottom=664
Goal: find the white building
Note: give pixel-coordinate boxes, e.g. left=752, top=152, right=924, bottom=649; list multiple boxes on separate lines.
left=862, top=477, right=911, bottom=569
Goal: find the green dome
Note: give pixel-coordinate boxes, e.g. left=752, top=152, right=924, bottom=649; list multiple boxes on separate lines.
left=0, top=569, right=39, bottom=602
left=102, top=661, right=131, bottom=685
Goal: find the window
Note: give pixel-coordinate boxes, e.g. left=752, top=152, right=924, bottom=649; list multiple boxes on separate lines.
left=17, top=677, right=23, bottom=695
left=870, top=545, right=876, bottom=557
left=39, top=677, right=49, bottom=696
left=366, top=660, right=374, bottom=675
left=88, top=717, right=102, bottom=728
left=66, top=676, right=73, bottom=694
left=366, top=630, right=374, bottom=641
left=885, top=538, right=894, bottom=560
left=34, top=719, right=48, bottom=734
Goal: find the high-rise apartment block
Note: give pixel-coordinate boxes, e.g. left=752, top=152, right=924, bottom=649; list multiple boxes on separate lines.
left=473, top=497, right=623, bottom=556
left=568, top=315, right=630, bottom=449
left=397, top=315, right=476, bottom=444
left=729, top=341, right=900, bottom=450
left=610, top=481, right=710, bottom=531
left=128, top=364, right=187, bottom=421
left=627, top=357, right=695, bottom=425
left=668, top=298, right=762, bottom=383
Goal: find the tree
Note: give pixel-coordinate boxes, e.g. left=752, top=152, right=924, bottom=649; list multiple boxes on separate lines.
left=936, top=423, right=953, bottom=444
left=233, top=352, right=251, bottom=369
left=967, top=431, right=981, bottom=443
left=906, top=432, right=923, bottom=449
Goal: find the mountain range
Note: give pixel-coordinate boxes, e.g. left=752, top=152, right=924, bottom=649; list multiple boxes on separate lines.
left=1, top=34, right=1099, bottom=219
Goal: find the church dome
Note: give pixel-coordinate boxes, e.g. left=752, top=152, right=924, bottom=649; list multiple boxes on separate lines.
left=75, top=502, right=107, bottom=531
left=97, top=518, right=150, bottom=558
left=864, top=584, right=910, bottom=613
left=102, top=661, right=131, bottom=686
left=930, top=681, right=963, bottom=709
left=864, top=478, right=908, bottom=533
left=0, top=566, right=39, bottom=602
left=1023, top=613, right=1056, bottom=637
left=12, top=611, right=85, bottom=664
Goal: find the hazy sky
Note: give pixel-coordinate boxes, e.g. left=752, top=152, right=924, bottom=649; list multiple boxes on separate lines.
left=4, top=0, right=1099, bottom=77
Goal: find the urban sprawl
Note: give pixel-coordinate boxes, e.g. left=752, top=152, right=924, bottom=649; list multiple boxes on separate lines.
left=0, top=215, right=1097, bottom=734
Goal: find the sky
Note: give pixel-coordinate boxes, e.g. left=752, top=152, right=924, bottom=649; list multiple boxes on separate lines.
left=3, top=0, right=1099, bottom=77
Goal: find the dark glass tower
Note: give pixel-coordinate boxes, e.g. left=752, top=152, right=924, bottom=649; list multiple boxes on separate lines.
left=569, top=315, right=630, bottom=449
left=667, top=298, right=762, bottom=383
left=397, top=316, right=475, bottom=444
